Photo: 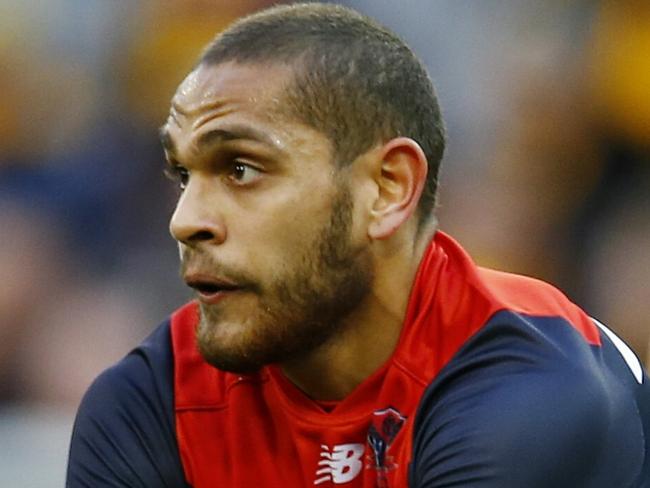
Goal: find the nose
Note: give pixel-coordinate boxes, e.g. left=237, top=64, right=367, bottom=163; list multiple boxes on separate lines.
left=169, top=180, right=226, bottom=246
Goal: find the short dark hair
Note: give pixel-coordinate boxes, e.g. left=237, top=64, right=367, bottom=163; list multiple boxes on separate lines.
left=199, top=2, right=446, bottom=222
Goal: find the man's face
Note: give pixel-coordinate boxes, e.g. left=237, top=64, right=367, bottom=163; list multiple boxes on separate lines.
left=162, top=62, right=373, bottom=373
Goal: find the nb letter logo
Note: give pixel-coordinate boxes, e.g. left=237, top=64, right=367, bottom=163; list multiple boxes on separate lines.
left=314, top=443, right=365, bottom=485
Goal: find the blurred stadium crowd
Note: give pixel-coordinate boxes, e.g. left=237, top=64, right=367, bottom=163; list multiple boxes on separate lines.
left=1, top=0, right=648, bottom=484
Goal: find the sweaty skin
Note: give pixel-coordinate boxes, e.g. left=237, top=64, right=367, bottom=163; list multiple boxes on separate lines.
left=162, top=61, right=430, bottom=400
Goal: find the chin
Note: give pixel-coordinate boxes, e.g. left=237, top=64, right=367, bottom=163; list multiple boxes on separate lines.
left=195, top=313, right=265, bottom=373
left=195, top=306, right=338, bottom=374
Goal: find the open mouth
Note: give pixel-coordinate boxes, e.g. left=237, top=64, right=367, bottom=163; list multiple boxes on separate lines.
left=192, top=282, right=238, bottom=294
left=186, top=278, right=242, bottom=303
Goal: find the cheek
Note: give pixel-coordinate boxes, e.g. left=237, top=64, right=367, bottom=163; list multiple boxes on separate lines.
left=244, top=217, right=321, bottom=282
left=235, top=191, right=335, bottom=255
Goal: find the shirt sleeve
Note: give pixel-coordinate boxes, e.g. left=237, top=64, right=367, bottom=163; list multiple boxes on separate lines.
left=409, top=312, right=648, bottom=488
left=67, top=320, right=191, bottom=488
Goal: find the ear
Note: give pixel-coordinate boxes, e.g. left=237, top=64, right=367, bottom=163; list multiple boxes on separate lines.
left=368, top=137, right=428, bottom=240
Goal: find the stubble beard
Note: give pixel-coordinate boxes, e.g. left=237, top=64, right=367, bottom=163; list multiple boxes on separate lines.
left=195, top=183, right=374, bottom=373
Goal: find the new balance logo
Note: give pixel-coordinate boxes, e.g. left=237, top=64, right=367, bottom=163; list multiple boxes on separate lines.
left=314, top=443, right=365, bottom=485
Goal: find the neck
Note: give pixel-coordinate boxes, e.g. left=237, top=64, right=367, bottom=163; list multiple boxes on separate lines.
left=280, top=226, right=436, bottom=401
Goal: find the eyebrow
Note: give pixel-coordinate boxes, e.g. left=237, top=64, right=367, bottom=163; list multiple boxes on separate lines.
left=159, top=124, right=279, bottom=157
left=196, top=125, right=277, bottom=149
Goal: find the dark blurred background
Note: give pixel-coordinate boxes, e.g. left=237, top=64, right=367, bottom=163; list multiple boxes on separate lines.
left=1, top=0, right=648, bottom=484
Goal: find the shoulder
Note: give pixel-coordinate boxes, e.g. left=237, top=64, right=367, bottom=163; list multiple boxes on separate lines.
left=476, top=266, right=601, bottom=345
left=410, top=312, right=648, bottom=487
left=67, top=318, right=190, bottom=487
left=79, top=317, right=174, bottom=415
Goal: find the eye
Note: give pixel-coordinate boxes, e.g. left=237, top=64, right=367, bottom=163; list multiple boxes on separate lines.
left=228, top=161, right=262, bottom=185
left=164, top=164, right=190, bottom=190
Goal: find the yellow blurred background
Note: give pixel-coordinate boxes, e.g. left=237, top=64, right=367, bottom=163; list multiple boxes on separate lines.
left=1, top=1, right=648, bottom=484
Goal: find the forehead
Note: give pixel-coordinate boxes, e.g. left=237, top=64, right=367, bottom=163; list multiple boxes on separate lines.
left=162, top=61, right=334, bottom=167
left=169, top=61, right=293, bottom=128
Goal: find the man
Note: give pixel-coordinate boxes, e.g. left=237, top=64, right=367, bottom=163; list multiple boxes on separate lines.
left=67, top=3, right=650, bottom=487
